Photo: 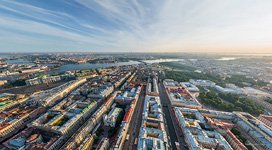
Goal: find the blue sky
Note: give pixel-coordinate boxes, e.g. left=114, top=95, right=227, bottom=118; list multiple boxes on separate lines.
left=0, top=0, right=272, bottom=53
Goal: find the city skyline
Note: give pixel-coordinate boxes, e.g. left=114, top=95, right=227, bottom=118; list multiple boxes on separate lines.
left=1, top=0, right=272, bottom=53
left=0, top=52, right=271, bottom=150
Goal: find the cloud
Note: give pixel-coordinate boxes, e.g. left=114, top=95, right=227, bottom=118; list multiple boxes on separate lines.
left=0, top=0, right=272, bottom=52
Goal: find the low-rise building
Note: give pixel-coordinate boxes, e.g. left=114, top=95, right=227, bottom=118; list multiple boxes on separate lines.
left=0, top=80, right=7, bottom=86
left=137, top=95, right=169, bottom=150
left=26, top=78, right=42, bottom=86
left=32, top=99, right=97, bottom=135
left=112, top=91, right=139, bottom=150
left=26, top=76, right=61, bottom=86
left=21, top=68, right=42, bottom=74
left=115, top=86, right=141, bottom=104
left=258, top=115, right=272, bottom=128
left=189, top=79, right=216, bottom=87
left=137, top=127, right=167, bottom=150
left=63, top=92, right=117, bottom=150
left=0, top=93, right=26, bottom=111
left=181, top=82, right=200, bottom=97
left=180, top=82, right=199, bottom=93
left=234, top=112, right=272, bottom=150
left=0, top=104, right=46, bottom=142
left=30, top=79, right=86, bottom=107
left=146, top=78, right=159, bottom=96
left=224, top=130, right=248, bottom=150
left=104, top=107, right=123, bottom=127
left=162, top=79, right=179, bottom=87
left=96, top=137, right=110, bottom=150
left=3, top=127, right=60, bottom=150
left=164, top=79, right=202, bottom=109
left=174, top=107, right=233, bottom=150
left=87, top=85, right=114, bottom=100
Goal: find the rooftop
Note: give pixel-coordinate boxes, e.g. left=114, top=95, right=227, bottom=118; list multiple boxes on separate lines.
left=0, top=93, right=26, bottom=110
left=32, top=86, right=97, bottom=134
left=0, top=103, right=38, bottom=131
left=137, top=95, right=169, bottom=150
left=166, top=86, right=202, bottom=109
left=174, top=107, right=233, bottom=150
left=3, top=127, right=60, bottom=150
left=259, top=115, right=272, bottom=122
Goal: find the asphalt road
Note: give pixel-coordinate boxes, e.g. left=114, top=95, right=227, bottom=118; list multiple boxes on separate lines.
left=122, top=86, right=146, bottom=150
left=158, top=82, right=188, bottom=150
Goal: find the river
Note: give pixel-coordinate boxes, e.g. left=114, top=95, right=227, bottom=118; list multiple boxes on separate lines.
left=2, top=58, right=182, bottom=75
left=49, top=61, right=141, bottom=73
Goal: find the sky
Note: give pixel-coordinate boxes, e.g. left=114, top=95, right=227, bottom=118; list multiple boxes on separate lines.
left=0, top=0, right=272, bottom=53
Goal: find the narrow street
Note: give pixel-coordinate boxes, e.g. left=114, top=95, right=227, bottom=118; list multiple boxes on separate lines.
left=158, top=82, right=188, bottom=150
left=122, top=86, right=146, bottom=150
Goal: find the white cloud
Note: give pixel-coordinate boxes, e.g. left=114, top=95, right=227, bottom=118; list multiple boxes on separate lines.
left=1, top=0, right=272, bottom=52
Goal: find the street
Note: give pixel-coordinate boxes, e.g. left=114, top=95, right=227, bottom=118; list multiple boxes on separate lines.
left=122, top=86, right=146, bottom=150
left=158, top=82, right=188, bottom=150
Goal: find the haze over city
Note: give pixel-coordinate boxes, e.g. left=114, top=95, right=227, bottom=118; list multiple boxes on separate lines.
left=0, top=0, right=272, bottom=53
